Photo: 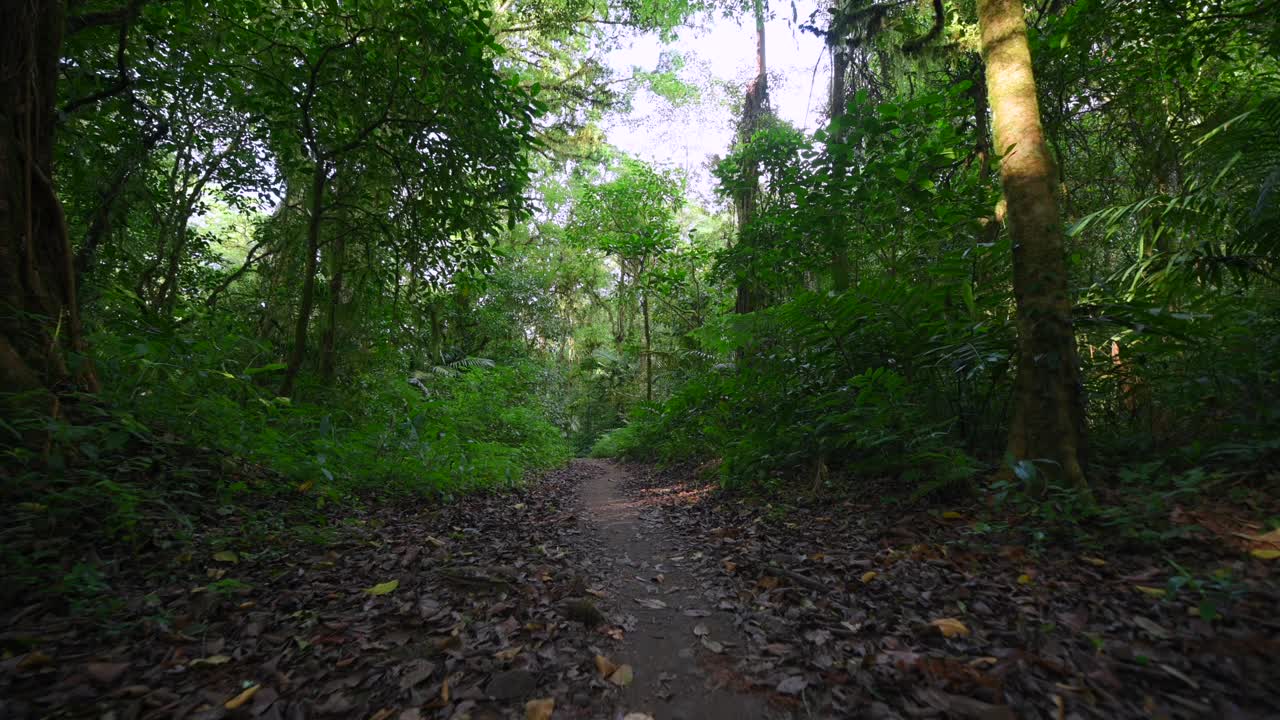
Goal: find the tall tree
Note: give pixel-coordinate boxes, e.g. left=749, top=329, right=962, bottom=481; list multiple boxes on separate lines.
left=978, top=0, right=1088, bottom=489
left=1, top=1, right=97, bottom=403
left=734, top=0, right=769, bottom=314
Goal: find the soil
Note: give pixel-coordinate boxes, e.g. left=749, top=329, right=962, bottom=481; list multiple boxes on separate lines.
left=576, top=458, right=773, bottom=719
left=2, top=459, right=1278, bottom=719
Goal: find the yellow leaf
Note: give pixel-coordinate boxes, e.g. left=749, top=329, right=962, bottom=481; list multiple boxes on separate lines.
left=224, top=685, right=259, bottom=710
left=860, top=571, right=878, bottom=584
left=941, top=511, right=964, bottom=520
left=17, top=651, right=54, bottom=670
left=1017, top=573, right=1033, bottom=585
left=494, top=645, right=523, bottom=662
left=1080, top=556, right=1107, bottom=567
left=366, top=579, right=399, bottom=595
left=1135, top=585, right=1167, bottom=598
left=190, top=655, right=232, bottom=667
left=213, top=551, right=239, bottom=563
left=296, top=480, right=314, bottom=493
left=608, top=664, right=634, bottom=686
left=1251, top=528, right=1280, bottom=545
left=525, top=698, right=555, bottom=720
left=930, top=618, right=970, bottom=638
left=594, top=654, right=618, bottom=678
left=1250, top=549, right=1280, bottom=561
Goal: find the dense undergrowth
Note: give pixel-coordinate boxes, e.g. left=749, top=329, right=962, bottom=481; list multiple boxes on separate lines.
left=4, top=0, right=1280, bottom=625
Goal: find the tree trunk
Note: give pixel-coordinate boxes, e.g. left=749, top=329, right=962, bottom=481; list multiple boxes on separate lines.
left=642, top=285, right=652, bottom=403
left=279, top=160, right=327, bottom=398
left=828, top=21, right=851, bottom=292
left=734, top=0, right=768, bottom=315
left=319, top=227, right=345, bottom=383
left=1, top=0, right=98, bottom=401
left=978, top=0, right=1088, bottom=490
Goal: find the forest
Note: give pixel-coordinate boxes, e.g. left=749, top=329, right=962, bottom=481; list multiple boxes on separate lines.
left=1, top=0, right=1278, bottom=717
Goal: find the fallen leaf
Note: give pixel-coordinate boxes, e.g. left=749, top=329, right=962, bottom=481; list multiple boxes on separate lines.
left=941, top=511, right=964, bottom=520
left=622, top=714, right=655, bottom=720
left=634, top=597, right=666, bottom=609
left=525, top=698, right=554, bottom=720
left=608, top=664, right=634, bottom=686
left=486, top=669, right=536, bottom=699
left=1134, top=585, right=1167, bottom=598
left=1132, top=615, right=1171, bottom=639
left=86, top=662, right=129, bottom=684
left=225, top=684, right=260, bottom=710
left=1080, top=555, right=1108, bottom=567
left=757, top=575, right=780, bottom=590
left=17, top=651, right=53, bottom=670
left=399, top=660, right=435, bottom=689
left=213, top=550, right=239, bottom=563
left=1250, top=549, right=1280, bottom=561
left=930, top=618, right=970, bottom=638
left=595, top=654, right=618, bottom=678
left=692, top=623, right=709, bottom=637
left=366, top=579, right=399, bottom=595
left=861, top=571, right=878, bottom=583
left=1250, top=528, right=1280, bottom=545
left=1017, top=573, right=1033, bottom=585
left=190, top=655, right=232, bottom=667
left=776, top=675, right=808, bottom=695
left=701, top=637, right=725, bottom=653
left=494, top=645, right=523, bottom=662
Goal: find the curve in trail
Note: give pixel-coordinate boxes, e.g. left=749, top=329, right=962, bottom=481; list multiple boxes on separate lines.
left=575, top=458, right=776, bottom=719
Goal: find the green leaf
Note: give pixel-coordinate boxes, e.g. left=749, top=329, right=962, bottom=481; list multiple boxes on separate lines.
left=366, top=579, right=399, bottom=595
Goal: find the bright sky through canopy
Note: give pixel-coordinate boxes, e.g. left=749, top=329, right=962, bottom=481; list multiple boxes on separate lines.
left=603, top=2, right=828, bottom=201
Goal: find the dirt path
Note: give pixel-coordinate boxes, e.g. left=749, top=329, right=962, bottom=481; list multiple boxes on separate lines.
left=5, top=459, right=1275, bottom=719
left=576, top=459, right=773, bottom=719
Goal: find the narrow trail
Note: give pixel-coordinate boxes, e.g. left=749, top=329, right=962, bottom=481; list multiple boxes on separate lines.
left=3, top=459, right=1276, bottom=719
left=575, top=459, right=771, bottom=719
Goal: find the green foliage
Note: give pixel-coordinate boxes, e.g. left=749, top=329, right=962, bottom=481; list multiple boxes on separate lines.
left=85, top=318, right=570, bottom=496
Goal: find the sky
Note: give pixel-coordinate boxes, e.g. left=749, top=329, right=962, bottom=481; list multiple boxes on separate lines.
left=602, top=2, right=829, bottom=203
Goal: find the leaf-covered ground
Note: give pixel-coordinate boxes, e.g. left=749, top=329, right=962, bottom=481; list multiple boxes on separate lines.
left=2, top=460, right=1278, bottom=719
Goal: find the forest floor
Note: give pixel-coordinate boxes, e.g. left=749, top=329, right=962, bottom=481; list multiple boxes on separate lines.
left=2, top=459, right=1279, bottom=719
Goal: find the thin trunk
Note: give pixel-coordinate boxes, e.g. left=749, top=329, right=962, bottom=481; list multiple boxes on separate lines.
left=829, top=21, right=851, bottom=291
left=734, top=0, right=768, bottom=315
left=1, top=0, right=98, bottom=402
left=279, top=161, right=327, bottom=398
left=978, top=0, right=1088, bottom=491
left=970, top=58, right=993, bottom=178
left=319, top=227, right=345, bottom=383
left=155, top=221, right=189, bottom=315
left=641, top=258, right=652, bottom=403
left=319, top=176, right=347, bottom=383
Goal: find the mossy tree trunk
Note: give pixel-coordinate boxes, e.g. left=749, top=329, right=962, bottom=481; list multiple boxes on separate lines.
left=978, top=0, right=1089, bottom=490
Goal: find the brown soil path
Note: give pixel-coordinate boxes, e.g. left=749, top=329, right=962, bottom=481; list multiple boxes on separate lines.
left=575, top=459, right=776, bottom=719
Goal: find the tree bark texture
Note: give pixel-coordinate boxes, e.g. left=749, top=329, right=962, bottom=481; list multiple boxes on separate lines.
left=280, top=160, right=327, bottom=398
left=978, top=0, right=1088, bottom=489
left=734, top=0, right=768, bottom=315
left=1, top=0, right=98, bottom=398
